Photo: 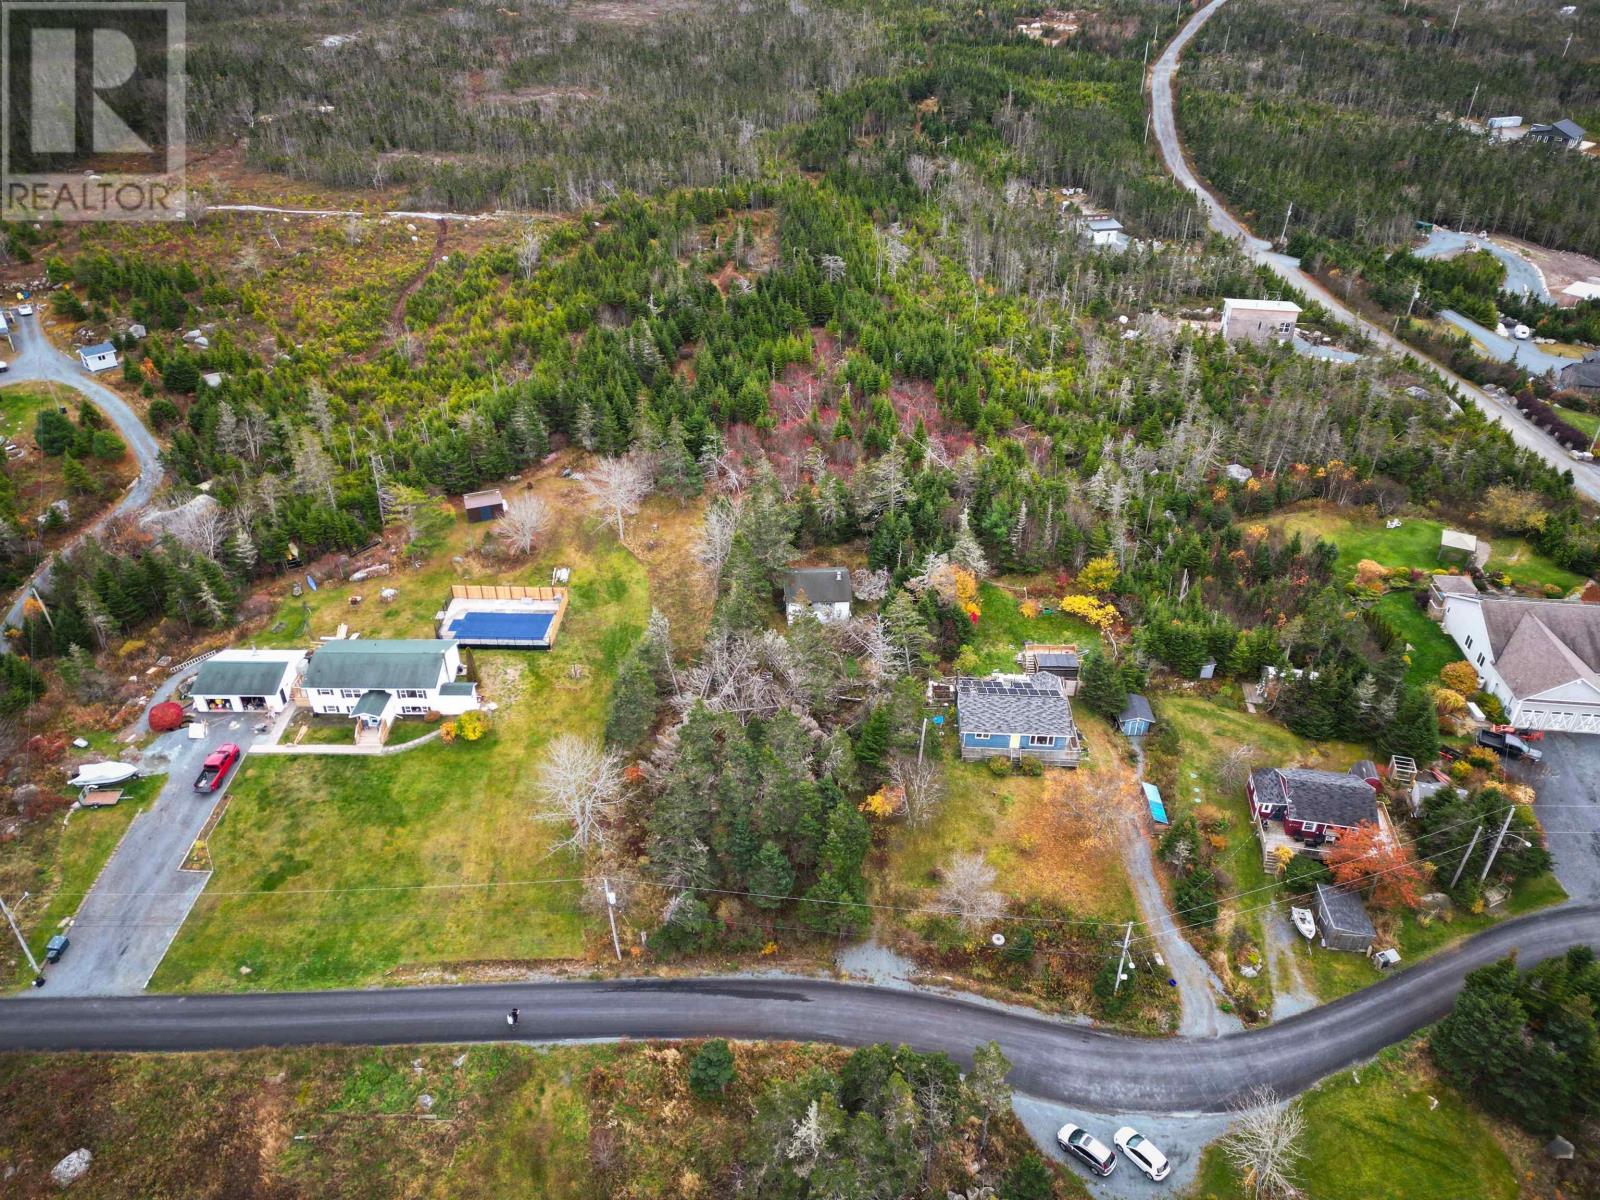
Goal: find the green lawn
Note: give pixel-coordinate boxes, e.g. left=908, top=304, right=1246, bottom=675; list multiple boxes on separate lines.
left=1192, top=1044, right=1519, bottom=1200
left=964, top=580, right=1101, bottom=674
left=0, top=381, right=76, bottom=441
left=13, top=776, right=163, bottom=986
left=1266, top=502, right=1586, bottom=593
left=1373, top=591, right=1459, bottom=685
left=152, top=511, right=649, bottom=992
left=1556, top=405, right=1599, bottom=442
left=1300, top=871, right=1567, bottom=1001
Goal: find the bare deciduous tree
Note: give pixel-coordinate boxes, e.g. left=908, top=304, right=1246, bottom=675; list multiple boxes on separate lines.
left=1220, top=1086, right=1307, bottom=1200
left=516, top=225, right=543, bottom=279
left=694, top=498, right=739, bottom=579
left=851, top=567, right=890, bottom=602
left=1047, top=769, right=1137, bottom=847
left=939, top=852, right=1005, bottom=931
left=495, top=494, right=550, bottom=556
left=891, top=754, right=944, bottom=828
left=1217, top=743, right=1260, bottom=796
left=581, top=454, right=653, bottom=546
left=533, top=735, right=625, bottom=852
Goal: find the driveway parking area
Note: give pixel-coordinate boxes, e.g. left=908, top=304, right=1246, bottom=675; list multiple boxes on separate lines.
left=1520, top=734, right=1600, bottom=902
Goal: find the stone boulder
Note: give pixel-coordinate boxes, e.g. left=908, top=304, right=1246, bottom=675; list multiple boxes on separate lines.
left=51, top=1149, right=91, bottom=1187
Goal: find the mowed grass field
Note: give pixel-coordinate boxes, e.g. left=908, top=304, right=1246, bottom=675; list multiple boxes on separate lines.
left=965, top=581, right=1102, bottom=674
left=1193, top=1044, right=1519, bottom=1200
left=152, top=480, right=653, bottom=991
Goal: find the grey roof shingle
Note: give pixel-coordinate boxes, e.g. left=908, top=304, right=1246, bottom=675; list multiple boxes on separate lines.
left=80, top=341, right=116, bottom=357
left=191, top=654, right=299, bottom=698
left=955, top=675, right=1075, bottom=736
left=1252, top=767, right=1379, bottom=829
left=1315, top=884, right=1376, bottom=938
left=304, top=640, right=453, bottom=691
left=784, top=568, right=852, bottom=606
left=1119, top=694, right=1155, bottom=725
left=1477, top=597, right=1600, bottom=698
left=1561, top=352, right=1600, bottom=391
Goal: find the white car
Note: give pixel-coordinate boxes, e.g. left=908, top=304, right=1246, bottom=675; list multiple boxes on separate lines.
left=16, top=304, right=33, bottom=317
left=1114, top=1126, right=1172, bottom=1182
left=0, top=361, right=8, bottom=372
left=1512, top=324, right=1531, bottom=340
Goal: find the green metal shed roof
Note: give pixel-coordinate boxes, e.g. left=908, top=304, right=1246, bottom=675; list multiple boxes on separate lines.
left=352, top=690, right=392, bottom=718
left=191, top=655, right=298, bottom=698
left=304, top=640, right=452, bottom=691
left=439, top=681, right=476, bottom=696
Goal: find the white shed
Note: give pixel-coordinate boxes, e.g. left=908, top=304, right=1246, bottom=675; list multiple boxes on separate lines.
left=78, top=342, right=119, bottom=372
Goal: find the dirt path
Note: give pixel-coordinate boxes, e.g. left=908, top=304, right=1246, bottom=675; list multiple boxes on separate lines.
left=1262, top=899, right=1319, bottom=1021
left=1123, top=740, right=1244, bottom=1037
left=388, top=218, right=448, bottom=332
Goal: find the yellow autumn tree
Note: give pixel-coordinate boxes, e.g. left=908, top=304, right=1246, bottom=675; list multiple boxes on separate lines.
left=1077, top=554, right=1120, bottom=593
left=1057, top=594, right=1117, bottom=632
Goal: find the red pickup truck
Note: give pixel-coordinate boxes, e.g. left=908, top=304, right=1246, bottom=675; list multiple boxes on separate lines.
left=194, top=744, right=241, bottom=793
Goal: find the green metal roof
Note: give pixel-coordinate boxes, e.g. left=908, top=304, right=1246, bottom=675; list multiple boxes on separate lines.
left=191, top=655, right=298, bottom=698
left=439, top=681, right=476, bottom=696
left=304, top=640, right=452, bottom=691
left=352, top=690, right=392, bottom=718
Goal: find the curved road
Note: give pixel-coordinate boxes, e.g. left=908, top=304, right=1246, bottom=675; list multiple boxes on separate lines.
left=2, top=309, right=164, bottom=633
left=1148, top=0, right=1600, bottom=504
left=3, top=902, right=1596, bottom=1112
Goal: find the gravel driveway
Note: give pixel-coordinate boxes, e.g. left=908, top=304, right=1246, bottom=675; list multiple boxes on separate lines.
left=1414, top=228, right=1550, bottom=302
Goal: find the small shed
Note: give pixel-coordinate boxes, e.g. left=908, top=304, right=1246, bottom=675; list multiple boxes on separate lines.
left=1314, top=884, right=1376, bottom=953
left=1198, top=657, right=1217, bottom=681
left=1118, top=694, right=1155, bottom=737
left=462, top=489, right=507, bottom=523
left=1438, top=528, right=1477, bottom=565
left=78, top=342, right=119, bottom=373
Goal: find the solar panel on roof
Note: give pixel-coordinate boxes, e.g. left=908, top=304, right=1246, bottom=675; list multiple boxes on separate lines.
left=445, top=611, right=555, bottom=643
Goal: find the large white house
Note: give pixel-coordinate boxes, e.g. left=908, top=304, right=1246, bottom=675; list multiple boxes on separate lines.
left=1436, top=586, right=1600, bottom=734
left=303, top=639, right=479, bottom=743
left=189, top=649, right=306, bottom=714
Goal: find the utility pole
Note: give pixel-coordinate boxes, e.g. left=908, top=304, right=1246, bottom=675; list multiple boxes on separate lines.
left=1563, top=32, right=1573, bottom=58
left=0, top=893, right=44, bottom=987
left=1113, top=920, right=1134, bottom=994
left=1449, top=824, right=1483, bottom=890
left=1464, top=82, right=1480, bottom=122
left=1279, top=201, right=1293, bottom=246
left=601, top=877, right=622, bottom=962
left=1450, top=2, right=1462, bottom=32
left=1479, top=806, right=1517, bottom=883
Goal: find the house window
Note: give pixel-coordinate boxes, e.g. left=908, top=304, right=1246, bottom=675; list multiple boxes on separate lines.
left=969, top=731, right=989, bottom=741
left=1465, top=635, right=1472, bottom=649
left=341, top=689, right=363, bottom=699
left=399, top=689, right=427, bottom=699
left=318, top=689, right=334, bottom=697
left=1476, top=653, right=1486, bottom=667
left=1028, top=734, right=1054, bottom=747
left=1301, top=822, right=1319, bottom=834
left=401, top=706, right=427, bottom=715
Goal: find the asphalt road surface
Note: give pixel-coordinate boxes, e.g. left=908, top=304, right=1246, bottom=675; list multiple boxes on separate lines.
left=4, top=902, right=1596, bottom=1112
left=1525, top=735, right=1600, bottom=903
left=1, top=308, right=165, bottom=634
left=1437, top=308, right=1575, bottom=379
left=1148, top=0, right=1600, bottom=505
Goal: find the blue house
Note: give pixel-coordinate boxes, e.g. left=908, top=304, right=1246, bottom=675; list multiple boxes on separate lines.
left=955, top=675, right=1083, bottom=767
left=1118, top=694, right=1155, bottom=737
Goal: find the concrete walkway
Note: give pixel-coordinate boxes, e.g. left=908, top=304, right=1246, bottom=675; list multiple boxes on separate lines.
left=1, top=308, right=164, bottom=636
left=1123, top=739, right=1243, bottom=1037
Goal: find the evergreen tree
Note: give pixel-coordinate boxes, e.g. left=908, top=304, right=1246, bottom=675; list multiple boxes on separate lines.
left=0, top=653, right=46, bottom=713
left=747, top=840, right=795, bottom=909
left=1378, top=687, right=1440, bottom=764
left=605, top=637, right=661, bottom=750
left=687, top=1039, right=737, bottom=1099
left=852, top=704, right=891, bottom=780
left=1078, top=647, right=1127, bottom=721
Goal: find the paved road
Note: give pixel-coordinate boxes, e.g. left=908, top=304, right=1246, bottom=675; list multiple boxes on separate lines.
left=1414, top=228, right=1551, bottom=302
left=1523, top=734, right=1600, bottom=903
left=1437, top=308, right=1574, bottom=379
left=3, top=902, right=1596, bottom=1112
left=1, top=308, right=164, bottom=634
left=32, top=716, right=250, bottom=996
left=1148, top=0, right=1600, bottom=505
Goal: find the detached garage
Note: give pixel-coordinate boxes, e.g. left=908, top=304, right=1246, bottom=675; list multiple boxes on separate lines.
left=189, top=649, right=306, bottom=714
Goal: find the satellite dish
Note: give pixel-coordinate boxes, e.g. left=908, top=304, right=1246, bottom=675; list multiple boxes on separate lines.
left=990, top=933, right=1006, bottom=947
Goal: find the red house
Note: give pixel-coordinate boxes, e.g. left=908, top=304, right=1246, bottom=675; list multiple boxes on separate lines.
left=1247, top=766, right=1379, bottom=847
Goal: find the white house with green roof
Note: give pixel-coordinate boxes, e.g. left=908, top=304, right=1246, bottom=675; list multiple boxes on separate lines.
left=303, top=639, right=478, bottom=743
left=189, top=649, right=307, bottom=714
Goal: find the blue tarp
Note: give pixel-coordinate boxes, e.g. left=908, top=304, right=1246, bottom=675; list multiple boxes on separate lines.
left=1143, top=782, right=1169, bottom=824
left=445, top=610, right=555, bottom=645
